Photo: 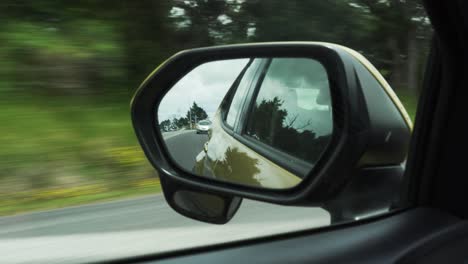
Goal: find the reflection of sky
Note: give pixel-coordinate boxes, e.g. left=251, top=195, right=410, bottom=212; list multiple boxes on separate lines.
left=254, top=58, right=333, bottom=136
left=158, top=59, right=249, bottom=122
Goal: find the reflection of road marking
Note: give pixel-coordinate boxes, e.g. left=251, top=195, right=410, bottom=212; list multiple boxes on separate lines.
left=162, top=130, right=193, bottom=140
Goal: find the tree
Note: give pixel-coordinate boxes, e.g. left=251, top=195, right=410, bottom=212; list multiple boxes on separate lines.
left=169, top=0, right=248, bottom=47
left=238, top=0, right=430, bottom=92
left=352, top=0, right=431, bottom=93
left=240, top=1, right=375, bottom=45
left=119, top=0, right=175, bottom=89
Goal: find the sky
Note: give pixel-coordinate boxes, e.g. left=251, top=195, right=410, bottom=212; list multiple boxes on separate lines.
left=158, top=59, right=249, bottom=122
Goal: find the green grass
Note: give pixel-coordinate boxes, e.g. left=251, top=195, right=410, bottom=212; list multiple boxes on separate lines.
left=0, top=95, right=159, bottom=216
left=0, top=182, right=162, bottom=216
left=0, top=96, right=153, bottom=180
left=0, top=96, right=136, bottom=161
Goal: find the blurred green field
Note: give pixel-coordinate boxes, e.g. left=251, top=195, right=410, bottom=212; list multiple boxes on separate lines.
left=0, top=96, right=159, bottom=215
left=0, top=179, right=162, bottom=216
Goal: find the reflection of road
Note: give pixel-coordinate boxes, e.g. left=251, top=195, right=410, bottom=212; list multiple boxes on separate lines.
left=163, top=130, right=208, bottom=171
left=0, top=195, right=329, bottom=263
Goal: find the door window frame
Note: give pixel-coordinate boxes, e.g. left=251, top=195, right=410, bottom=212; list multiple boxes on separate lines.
left=220, top=59, right=266, bottom=135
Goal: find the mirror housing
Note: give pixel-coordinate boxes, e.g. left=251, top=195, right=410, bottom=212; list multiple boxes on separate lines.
left=160, top=175, right=242, bottom=224
left=131, top=42, right=411, bottom=222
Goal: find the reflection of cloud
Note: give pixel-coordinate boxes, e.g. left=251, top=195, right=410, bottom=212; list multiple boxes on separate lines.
left=257, top=79, right=329, bottom=111
left=254, top=58, right=333, bottom=137
left=158, top=59, right=249, bottom=121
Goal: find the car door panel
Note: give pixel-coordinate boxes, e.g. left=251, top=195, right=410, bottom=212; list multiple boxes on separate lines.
left=193, top=110, right=302, bottom=189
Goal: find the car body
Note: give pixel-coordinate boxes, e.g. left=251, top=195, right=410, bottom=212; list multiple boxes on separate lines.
left=196, top=120, right=212, bottom=134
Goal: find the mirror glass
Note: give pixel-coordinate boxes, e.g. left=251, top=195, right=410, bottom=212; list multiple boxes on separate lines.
left=157, top=57, right=333, bottom=189
left=173, top=190, right=241, bottom=221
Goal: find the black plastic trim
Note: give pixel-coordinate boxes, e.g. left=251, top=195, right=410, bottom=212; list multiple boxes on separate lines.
left=235, top=59, right=271, bottom=135
left=219, top=59, right=265, bottom=136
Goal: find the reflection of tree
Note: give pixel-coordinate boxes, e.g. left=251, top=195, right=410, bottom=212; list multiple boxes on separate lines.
left=192, top=147, right=261, bottom=186
left=213, top=147, right=261, bottom=186
left=160, top=119, right=171, bottom=132
left=186, top=102, right=208, bottom=125
left=173, top=117, right=188, bottom=128
left=247, top=97, right=331, bottom=163
left=160, top=101, right=209, bottom=130
left=247, top=97, right=287, bottom=144
left=285, top=114, right=312, bottom=131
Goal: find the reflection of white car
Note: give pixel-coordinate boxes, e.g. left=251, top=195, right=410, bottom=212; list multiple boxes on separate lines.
left=196, top=120, right=211, bottom=134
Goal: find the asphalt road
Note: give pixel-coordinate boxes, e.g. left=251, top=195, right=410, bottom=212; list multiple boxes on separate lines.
left=163, top=129, right=208, bottom=171
left=0, top=195, right=330, bottom=264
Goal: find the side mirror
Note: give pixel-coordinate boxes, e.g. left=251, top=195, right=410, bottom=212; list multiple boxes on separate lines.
left=131, top=42, right=411, bottom=223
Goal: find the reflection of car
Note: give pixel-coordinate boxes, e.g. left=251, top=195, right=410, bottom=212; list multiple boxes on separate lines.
left=196, top=120, right=211, bottom=134
left=193, top=58, right=334, bottom=189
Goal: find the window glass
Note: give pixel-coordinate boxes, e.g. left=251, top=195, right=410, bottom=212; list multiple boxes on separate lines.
left=245, top=58, right=333, bottom=163
left=0, top=1, right=430, bottom=263
left=198, top=120, right=211, bottom=125
left=225, top=60, right=261, bottom=127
